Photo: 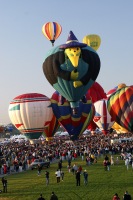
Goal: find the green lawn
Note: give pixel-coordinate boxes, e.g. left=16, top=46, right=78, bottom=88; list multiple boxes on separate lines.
left=0, top=155, right=133, bottom=200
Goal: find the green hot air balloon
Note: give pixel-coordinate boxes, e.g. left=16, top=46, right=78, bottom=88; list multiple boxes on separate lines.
left=42, top=31, right=100, bottom=115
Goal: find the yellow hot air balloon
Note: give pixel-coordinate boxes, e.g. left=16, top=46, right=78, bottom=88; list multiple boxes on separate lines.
left=82, top=34, right=101, bottom=51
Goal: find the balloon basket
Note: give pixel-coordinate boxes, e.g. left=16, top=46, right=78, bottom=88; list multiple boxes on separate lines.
left=29, top=139, right=41, bottom=145
left=46, top=137, right=53, bottom=142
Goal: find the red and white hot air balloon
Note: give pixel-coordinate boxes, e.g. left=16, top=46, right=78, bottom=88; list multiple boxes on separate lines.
left=93, top=99, right=114, bottom=135
left=8, top=93, right=53, bottom=139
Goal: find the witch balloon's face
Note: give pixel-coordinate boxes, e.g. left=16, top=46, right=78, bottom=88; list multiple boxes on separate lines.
left=65, top=47, right=81, bottom=67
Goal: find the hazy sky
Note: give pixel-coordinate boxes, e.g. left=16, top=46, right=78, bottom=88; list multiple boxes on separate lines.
left=0, top=1, right=133, bottom=124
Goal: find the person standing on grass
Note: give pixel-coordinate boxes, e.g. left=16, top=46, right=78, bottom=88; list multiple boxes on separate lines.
left=107, top=160, right=111, bottom=171
left=50, top=191, right=58, bottom=200
left=37, top=164, right=42, bottom=176
left=3, top=178, right=7, bottom=193
left=116, top=156, right=119, bottom=165
left=111, top=155, right=114, bottom=165
left=125, top=158, right=129, bottom=170
left=60, top=169, right=64, bottom=181
left=55, top=169, right=61, bottom=183
left=123, top=191, right=131, bottom=200
left=112, top=193, right=120, bottom=200
left=45, top=170, right=49, bottom=185
left=1, top=177, right=5, bottom=192
left=76, top=169, right=81, bottom=186
left=37, top=194, right=45, bottom=200
left=83, top=169, right=88, bottom=185
left=67, top=163, right=71, bottom=173
left=104, top=155, right=109, bottom=161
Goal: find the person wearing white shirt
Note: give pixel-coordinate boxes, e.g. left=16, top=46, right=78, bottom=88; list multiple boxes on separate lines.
left=55, top=169, right=61, bottom=183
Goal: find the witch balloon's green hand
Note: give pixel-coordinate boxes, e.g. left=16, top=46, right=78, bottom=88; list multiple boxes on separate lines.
left=73, top=81, right=83, bottom=88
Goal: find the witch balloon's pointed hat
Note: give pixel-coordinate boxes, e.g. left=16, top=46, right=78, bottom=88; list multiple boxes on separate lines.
left=60, top=31, right=87, bottom=49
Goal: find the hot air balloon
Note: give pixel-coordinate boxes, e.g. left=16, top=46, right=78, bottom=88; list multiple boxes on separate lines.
left=42, top=22, right=62, bottom=46
left=8, top=93, right=53, bottom=139
left=112, top=122, right=129, bottom=134
left=88, top=82, right=107, bottom=102
left=82, top=34, right=101, bottom=51
left=107, top=86, right=133, bottom=132
left=86, top=82, right=107, bottom=132
left=93, top=99, right=115, bottom=135
left=43, top=31, right=100, bottom=115
left=51, top=91, right=94, bottom=140
left=43, top=115, right=60, bottom=141
left=106, top=83, right=126, bottom=98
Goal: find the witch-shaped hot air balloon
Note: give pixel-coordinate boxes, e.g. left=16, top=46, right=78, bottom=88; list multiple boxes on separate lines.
left=43, top=31, right=100, bottom=115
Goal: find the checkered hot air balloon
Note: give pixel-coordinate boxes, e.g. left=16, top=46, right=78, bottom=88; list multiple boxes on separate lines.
left=107, top=86, right=133, bottom=132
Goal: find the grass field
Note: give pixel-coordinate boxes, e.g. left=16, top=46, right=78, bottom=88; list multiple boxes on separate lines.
left=0, top=154, right=133, bottom=200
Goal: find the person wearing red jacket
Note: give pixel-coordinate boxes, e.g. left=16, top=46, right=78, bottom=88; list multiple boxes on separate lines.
left=112, top=193, right=120, bottom=200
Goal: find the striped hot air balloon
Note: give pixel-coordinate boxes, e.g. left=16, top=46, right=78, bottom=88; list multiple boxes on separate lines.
left=42, top=21, right=62, bottom=46
left=8, top=93, right=53, bottom=139
left=50, top=91, right=94, bottom=140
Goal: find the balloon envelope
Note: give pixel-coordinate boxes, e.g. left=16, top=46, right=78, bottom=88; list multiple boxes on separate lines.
left=107, top=86, right=133, bottom=132
left=88, top=82, right=107, bottom=102
left=82, top=34, right=101, bottom=51
left=42, top=22, right=62, bottom=45
left=93, top=99, right=114, bottom=135
left=51, top=91, right=94, bottom=140
left=87, top=82, right=107, bottom=131
left=112, top=122, right=129, bottom=134
left=106, top=83, right=126, bottom=98
left=43, top=115, right=59, bottom=139
left=43, top=44, right=100, bottom=109
left=8, top=93, right=53, bottom=139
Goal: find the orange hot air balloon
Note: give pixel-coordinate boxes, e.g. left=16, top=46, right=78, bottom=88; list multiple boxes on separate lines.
left=42, top=22, right=62, bottom=46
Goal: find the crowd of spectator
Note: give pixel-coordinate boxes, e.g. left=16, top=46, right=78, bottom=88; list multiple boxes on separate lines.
left=0, top=132, right=133, bottom=176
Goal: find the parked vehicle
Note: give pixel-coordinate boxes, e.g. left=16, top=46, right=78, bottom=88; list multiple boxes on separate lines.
left=30, top=159, right=50, bottom=170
